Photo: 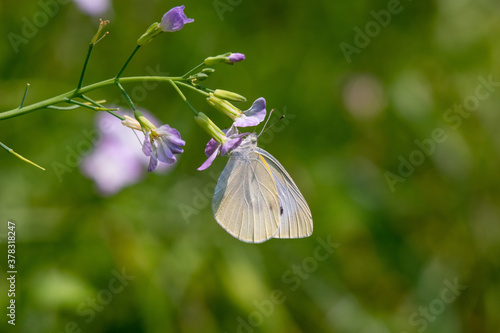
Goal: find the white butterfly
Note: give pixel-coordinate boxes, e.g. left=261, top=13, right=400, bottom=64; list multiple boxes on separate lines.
left=212, top=133, right=313, bottom=243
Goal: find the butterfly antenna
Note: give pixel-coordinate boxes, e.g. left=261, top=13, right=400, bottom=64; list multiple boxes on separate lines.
left=259, top=112, right=285, bottom=137
left=258, top=109, right=274, bottom=137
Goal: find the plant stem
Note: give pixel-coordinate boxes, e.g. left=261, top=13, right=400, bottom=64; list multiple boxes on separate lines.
left=79, top=94, right=102, bottom=107
left=65, top=98, right=101, bottom=111
left=115, top=82, right=136, bottom=111
left=169, top=80, right=198, bottom=116
left=47, top=105, right=81, bottom=110
left=0, top=76, right=183, bottom=121
left=182, top=62, right=205, bottom=78
left=175, top=81, right=210, bottom=97
left=20, top=83, right=30, bottom=108
left=0, top=141, right=45, bottom=171
left=76, top=44, right=94, bottom=93
left=78, top=95, right=123, bottom=120
left=116, top=45, right=141, bottom=80
left=169, top=80, right=187, bottom=101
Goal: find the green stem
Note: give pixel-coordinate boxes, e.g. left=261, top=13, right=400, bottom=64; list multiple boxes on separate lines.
left=182, top=62, right=205, bottom=78
left=20, top=83, right=30, bottom=108
left=47, top=105, right=81, bottom=110
left=65, top=98, right=119, bottom=111
left=116, top=45, right=141, bottom=80
left=0, top=76, right=183, bottom=121
left=175, top=81, right=210, bottom=97
left=115, top=82, right=136, bottom=111
left=65, top=98, right=100, bottom=111
left=185, top=100, right=199, bottom=117
left=80, top=94, right=102, bottom=107
left=0, top=141, right=45, bottom=171
left=76, top=95, right=124, bottom=120
left=168, top=80, right=198, bottom=116
left=169, top=80, right=187, bottom=101
left=76, top=44, right=94, bottom=92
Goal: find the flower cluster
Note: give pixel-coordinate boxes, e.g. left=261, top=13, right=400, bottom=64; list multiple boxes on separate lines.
left=1, top=3, right=273, bottom=195
left=79, top=5, right=268, bottom=194
left=196, top=97, right=267, bottom=170
left=118, top=94, right=267, bottom=173
left=130, top=7, right=267, bottom=172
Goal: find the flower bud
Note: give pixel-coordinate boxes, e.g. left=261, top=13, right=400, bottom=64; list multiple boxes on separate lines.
left=137, top=22, right=162, bottom=46
left=206, top=93, right=241, bottom=120
left=160, top=5, right=194, bottom=32
left=134, top=110, right=156, bottom=132
left=195, top=112, right=226, bottom=143
left=137, top=6, right=194, bottom=45
left=213, top=89, right=247, bottom=103
left=204, top=52, right=246, bottom=65
left=121, top=115, right=142, bottom=131
left=191, top=73, right=209, bottom=81
left=227, top=53, right=245, bottom=63
left=201, top=68, right=215, bottom=75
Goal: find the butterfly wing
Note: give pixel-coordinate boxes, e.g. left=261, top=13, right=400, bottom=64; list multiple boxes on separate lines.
left=256, top=148, right=313, bottom=239
left=212, top=152, right=280, bottom=243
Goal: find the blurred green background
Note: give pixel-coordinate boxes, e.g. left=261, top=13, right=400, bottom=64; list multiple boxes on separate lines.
left=1, top=0, right=499, bottom=332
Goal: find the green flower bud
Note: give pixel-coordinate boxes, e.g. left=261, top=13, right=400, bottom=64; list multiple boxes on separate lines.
left=201, top=68, right=215, bottom=75
left=206, top=93, right=241, bottom=120
left=192, top=73, right=209, bottom=81
left=204, top=53, right=230, bottom=65
left=137, top=22, right=162, bottom=46
left=134, top=110, right=156, bottom=132
left=213, top=89, right=247, bottom=103
left=203, top=52, right=245, bottom=65
left=195, top=112, right=226, bottom=143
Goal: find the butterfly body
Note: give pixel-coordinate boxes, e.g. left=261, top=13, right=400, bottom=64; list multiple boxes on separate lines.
left=212, top=133, right=313, bottom=243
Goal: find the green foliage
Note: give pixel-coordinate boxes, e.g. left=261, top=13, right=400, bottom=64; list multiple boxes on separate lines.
left=1, top=0, right=499, bottom=332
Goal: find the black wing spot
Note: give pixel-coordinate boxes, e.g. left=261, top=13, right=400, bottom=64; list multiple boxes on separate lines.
left=280, top=206, right=284, bottom=215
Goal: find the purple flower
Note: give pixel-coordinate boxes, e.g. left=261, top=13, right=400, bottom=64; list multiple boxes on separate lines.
left=204, top=52, right=246, bottom=65
left=143, top=124, right=185, bottom=172
left=74, top=0, right=111, bottom=16
left=228, top=53, right=245, bottom=63
left=198, top=126, right=247, bottom=171
left=233, top=97, right=267, bottom=127
left=160, top=5, right=194, bottom=32
left=81, top=111, right=172, bottom=196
